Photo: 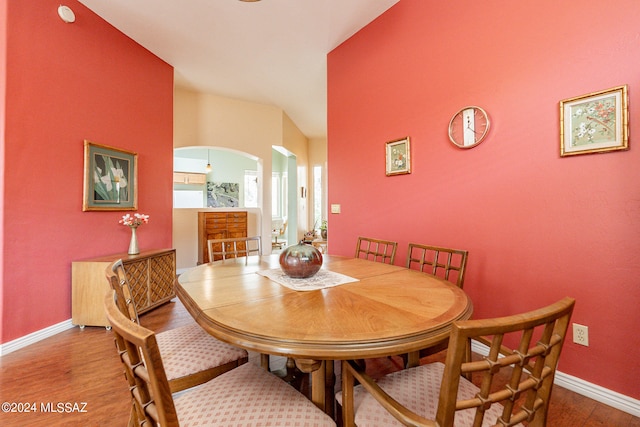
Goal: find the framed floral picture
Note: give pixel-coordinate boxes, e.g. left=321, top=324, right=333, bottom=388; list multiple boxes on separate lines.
left=560, top=85, right=628, bottom=157
left=385, top=137, right=411, bottom=176
left=83, top=140, right=138, bottom=211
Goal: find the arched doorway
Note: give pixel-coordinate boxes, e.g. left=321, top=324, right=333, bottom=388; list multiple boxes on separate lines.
left=172, top=146, right=299, bottom=271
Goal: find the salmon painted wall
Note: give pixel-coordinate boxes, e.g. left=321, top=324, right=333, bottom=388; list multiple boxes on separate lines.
left=1, top=1, right=174, bottom=342
left=0, top=0, right=7, bottom=343
left=327, top=0, right=640, bottom=399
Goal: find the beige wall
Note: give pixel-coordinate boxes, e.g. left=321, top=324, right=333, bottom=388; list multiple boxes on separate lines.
left=282, top=113, right=311, bottom=236
left=173, top=88, right=314, bottom=269
left=309, top=137, right=328, bottom=227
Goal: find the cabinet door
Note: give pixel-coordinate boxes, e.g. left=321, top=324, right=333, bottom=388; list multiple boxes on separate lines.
left=206, top=231, right=226, bottom=262
left=187, top=173, right=206, bottom=185
left=173, top=172, right=188, bottom=184
left=174, top=172, right=206, bottom=185
left=123, top=258, right=150, bottom=311
left=149, top=252, right=176, bottom=304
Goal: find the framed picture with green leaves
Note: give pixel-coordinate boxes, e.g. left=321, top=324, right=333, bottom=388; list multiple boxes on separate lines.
left=83, top=140, right=137, bottom=211
left=560, top=85, right=628, bottom=157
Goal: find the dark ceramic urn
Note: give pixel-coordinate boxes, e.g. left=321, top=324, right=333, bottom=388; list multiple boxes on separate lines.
left=279, top=242, right=323, bottom=278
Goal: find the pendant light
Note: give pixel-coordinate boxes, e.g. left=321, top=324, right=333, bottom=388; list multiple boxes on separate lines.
left=206, top=150, right=212, bottom=173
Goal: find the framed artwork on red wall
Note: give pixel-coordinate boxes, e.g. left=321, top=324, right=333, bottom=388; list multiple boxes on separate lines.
left=83, top=140, right=138, bottom=211
left=560, top=85, right=628, bottom=157
left=385, top=136, right=411, bottom=176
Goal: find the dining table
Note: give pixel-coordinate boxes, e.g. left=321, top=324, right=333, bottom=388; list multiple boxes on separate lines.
left=176, top=254, right=473, bottom=417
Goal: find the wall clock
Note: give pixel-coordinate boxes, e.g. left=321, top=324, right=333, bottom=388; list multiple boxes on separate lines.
left=448, top=106, right=490, bottom=148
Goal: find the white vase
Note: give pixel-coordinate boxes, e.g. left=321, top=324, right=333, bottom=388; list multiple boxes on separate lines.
left=128, top=226, right=139, bottom=255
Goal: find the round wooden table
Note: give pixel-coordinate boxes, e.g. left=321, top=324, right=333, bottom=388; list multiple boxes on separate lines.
left=176, top=254, right=473, bottom=415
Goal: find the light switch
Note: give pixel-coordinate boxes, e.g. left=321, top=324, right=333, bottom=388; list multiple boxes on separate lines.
left=331, top=204, right=341, bottom=214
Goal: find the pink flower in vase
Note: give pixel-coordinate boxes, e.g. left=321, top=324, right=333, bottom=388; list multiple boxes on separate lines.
left=119, top=213, right=149, bottom=228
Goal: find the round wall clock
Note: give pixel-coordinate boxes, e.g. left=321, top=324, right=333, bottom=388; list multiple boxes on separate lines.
left=448, top=106, right=490, bottom=148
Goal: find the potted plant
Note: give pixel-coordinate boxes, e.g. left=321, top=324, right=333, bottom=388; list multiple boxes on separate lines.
left=320, top=220, right=328, bottom=239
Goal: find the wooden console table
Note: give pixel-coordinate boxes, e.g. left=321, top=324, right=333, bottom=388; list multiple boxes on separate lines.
left=71, top=248, right=176, bottom=328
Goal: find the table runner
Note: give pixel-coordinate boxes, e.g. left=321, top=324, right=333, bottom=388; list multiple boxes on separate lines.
left=257, top=268, right=359, bottom=291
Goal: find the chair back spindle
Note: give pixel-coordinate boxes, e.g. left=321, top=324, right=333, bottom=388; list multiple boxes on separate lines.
left=406, top=243, right=468, bottom=288
left=207, top=236, right=262, bottom=264
left=355, top=237, right=398, bottom=264
left=105, top=291, right=179, bottom=426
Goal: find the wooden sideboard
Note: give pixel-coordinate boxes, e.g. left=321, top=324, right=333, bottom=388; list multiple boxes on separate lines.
left=72, top=249, right=176, bottom=328
left=198, top=211, right=248, bottom=264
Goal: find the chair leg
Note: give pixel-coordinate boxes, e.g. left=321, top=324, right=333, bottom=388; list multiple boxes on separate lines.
left=405, top=351, right=420, bottom=368
left=260, top=353, right=270, bottom=370
left=463, top=338, right=472, bottom=381
left=128, top=403, right=138, bottom=427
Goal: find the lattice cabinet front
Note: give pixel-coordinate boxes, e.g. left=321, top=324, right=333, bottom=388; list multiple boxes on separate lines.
left=72, top=249, right=176, bottom=328
left=148, top=252, right=176, bottom=305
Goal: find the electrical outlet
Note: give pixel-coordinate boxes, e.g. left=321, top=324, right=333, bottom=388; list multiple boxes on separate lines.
left=572, top=323, right=589, bottom=346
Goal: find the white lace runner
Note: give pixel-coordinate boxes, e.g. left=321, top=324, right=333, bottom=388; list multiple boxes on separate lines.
left=257, top=268, right=359, bottom=291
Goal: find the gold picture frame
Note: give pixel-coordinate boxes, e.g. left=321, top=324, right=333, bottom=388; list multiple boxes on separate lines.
left=385, top=137, right=411, bottom=176
left=560, top=85, right=628, bottom=157
left=83, top=140, right=138, bottom=211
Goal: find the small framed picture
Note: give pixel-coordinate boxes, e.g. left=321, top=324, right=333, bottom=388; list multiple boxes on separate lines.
left=83, top=140, right=138, bottom=211
left=385, top=137, right=411, bottom=176
left=560, top=85, right=628, bottom=157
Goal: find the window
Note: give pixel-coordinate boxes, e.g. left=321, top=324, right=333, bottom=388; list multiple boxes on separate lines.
left=313, top=166, right=322, bottom=227
left=282, top=172, right=288, bottom=219
left=272, top=172, right=281, bottom=217
left=244, top=170, right=258, bottom=208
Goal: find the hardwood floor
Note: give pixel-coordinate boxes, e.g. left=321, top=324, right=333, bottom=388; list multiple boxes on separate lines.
left=0, top=298, right=638, bottom=426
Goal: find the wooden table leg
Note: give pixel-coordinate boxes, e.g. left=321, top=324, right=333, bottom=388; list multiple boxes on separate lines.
left=260, top=353, right=270, bottom=370
left=324, top=360, right=335, bottom=418
left=295, top=359, right=327, bottom=414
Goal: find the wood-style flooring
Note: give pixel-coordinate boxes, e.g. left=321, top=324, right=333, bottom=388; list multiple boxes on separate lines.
left=0, top=298, right=638, bottom=426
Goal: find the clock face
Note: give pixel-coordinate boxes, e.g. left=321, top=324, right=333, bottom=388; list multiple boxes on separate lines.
left=448, top=106, right=490, bottom=148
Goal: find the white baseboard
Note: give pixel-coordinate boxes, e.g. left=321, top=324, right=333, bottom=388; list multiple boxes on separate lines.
left=1, top=319, right=75, bottom=356
left=554, top=370, right=640, bottom=417
left=471, top=340, right=640, bottom=417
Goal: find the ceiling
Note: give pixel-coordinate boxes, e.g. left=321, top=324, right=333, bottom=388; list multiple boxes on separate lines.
left=77, top=0, right=400, bottom=139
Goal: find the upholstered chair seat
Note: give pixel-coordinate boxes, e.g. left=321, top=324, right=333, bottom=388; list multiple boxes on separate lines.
left=174, top=362, right=335, bottom=426
left=155, top=323, right=249, bottom=385
left=106, top=259, right=248, bottom=394
left=336, top=362, right=522, bottom=427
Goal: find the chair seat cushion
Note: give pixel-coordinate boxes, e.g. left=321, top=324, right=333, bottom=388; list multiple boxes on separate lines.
left=156, top=323, right=248, bottom=381
left=174, top=362, right=335, bottom=426
left=336, top=362, right=522, bottom=427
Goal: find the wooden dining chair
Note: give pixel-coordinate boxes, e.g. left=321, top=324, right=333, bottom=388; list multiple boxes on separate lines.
left=207, top=236, right=262, bottom=264
left=104, top=291, right=336, bottom=427
left=338, top=297, right=575, bottom=427
left=272, top=219, right=288, bottom=249
left=406, top=243, right=468, bottom=288
left=106, top=260, right=248, bottom=393
left=404, top=243, right=469, bottom=367
left=355, top=236, right=398, bottom=264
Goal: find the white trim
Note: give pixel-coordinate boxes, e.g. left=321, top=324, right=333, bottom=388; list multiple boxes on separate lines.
left=471, top=340, right=640, bottom=417
left=554, top=371, right=640, bottom=417
left=1, top=319, right=75, bottom=356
